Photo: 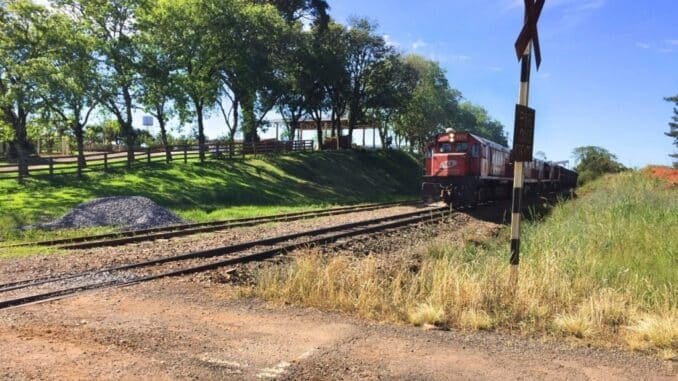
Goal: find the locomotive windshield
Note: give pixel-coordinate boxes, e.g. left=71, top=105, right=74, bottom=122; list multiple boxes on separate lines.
left=438, top=142, right=468, bottom=153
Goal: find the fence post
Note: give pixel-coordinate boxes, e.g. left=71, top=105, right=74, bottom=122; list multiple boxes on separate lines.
left=253, top=142, right=257, bottom=158
left=104, top=153, right=108, bottom=171
left=49, top=157, right=54, bottom=179
left=184, top=145, right=188, bottom=164
left=216, top=143, right=220, bottom=157
left=147, top=148, right=151, bottom=164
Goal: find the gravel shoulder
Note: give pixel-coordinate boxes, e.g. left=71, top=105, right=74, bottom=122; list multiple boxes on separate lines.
left=0, top=279, right=672, bottom=380
left=0, top=204, right=432, bottom=284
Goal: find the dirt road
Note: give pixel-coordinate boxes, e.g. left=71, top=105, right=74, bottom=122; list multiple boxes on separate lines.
left=0, top=279, right=672, bottom=380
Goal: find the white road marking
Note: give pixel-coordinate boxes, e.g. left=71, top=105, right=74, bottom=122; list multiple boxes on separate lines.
left=256, top=347, right=319, bottom=379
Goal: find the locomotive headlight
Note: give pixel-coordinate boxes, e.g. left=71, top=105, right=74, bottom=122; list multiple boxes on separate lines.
left=445, top=128, right=454, bottom=141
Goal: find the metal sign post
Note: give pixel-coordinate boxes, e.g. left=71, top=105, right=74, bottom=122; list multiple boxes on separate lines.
left=510, top=0, right=544, bottom=283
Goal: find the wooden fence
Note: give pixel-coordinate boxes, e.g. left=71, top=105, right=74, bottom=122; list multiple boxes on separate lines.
left=0, top=140, right=314, bottom=180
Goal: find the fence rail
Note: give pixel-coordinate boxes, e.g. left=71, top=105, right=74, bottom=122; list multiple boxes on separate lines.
left=0, top=140, right=314, bottom=180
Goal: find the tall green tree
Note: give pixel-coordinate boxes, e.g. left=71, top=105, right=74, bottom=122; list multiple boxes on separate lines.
left=56, top=0, right=146, bottom=168
left=275, top=28, right=308, bottom=142
left=363, top=52, right=417, bottom=148
left=573, top=146, right=626, bottom=184
left=665, top=95, right=678, bottom=168
left=395, top=55, right=460, bottom=150
left=213, top=1, right=289, bottom=143
left=0, top=0, right=52, bottom=179
left=455, top=102, right=508, bottom=146
left=259, top=0, right=329, bottom=26
left=266, top=0, right=328, bottom=143
left=345, top=18, right=390, bottom=141
left=321, top=22, right=350, bottom=142
left=41, top=9, right=99, bottom=176
left=148, top=0, right=221, bottom=163
left=136, top=6, right=188, bottom=163
left=301, top=24, right=333, bottom=148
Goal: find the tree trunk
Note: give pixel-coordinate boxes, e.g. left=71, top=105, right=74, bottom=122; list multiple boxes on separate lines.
left=289, top=119, right=298, bottom=143
left=242, top=95, right=258, bottom=143
left=125, top=130, right=135, bottom=169
left=315, top=118, right=323, bottom=151
left=231, top=98, right=239, bottom=158
left=330, top=109, right=336, bottom=137
left=195, top=102, right=206, bottom=163
left=74, top=123, right=86, bottom=177
left=348, top=101, right=358, bottom=142
left=123, top=87, right=135, bottom=169
left=154, top=106, right=171, bottom=164
left=158, top=120, right=171, bottom=164
left=13, top=112, right=29, bottom=180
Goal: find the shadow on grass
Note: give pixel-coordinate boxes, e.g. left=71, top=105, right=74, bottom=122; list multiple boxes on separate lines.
left=463, top=191, right=577, bottom=226
left=0, top=150, right=422, bottom=238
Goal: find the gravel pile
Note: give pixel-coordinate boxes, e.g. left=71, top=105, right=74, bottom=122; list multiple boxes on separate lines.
left=36, top=196, right=184, bottom=231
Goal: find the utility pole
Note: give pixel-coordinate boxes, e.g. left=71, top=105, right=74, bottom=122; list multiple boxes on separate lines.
left=510, top=0, right=544, bottom=283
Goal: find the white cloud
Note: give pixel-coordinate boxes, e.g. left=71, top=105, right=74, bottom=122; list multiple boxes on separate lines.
left=635, top=42, right=651, bottom=49
left=383, top=35, right=400, bottom=48
left=666, top=39, right=678, bottom=46
left=659, top=48, right=674, bottom=54
left=451, top=55, right=472, bottom=62
left=572, top=0, right=605, bottom=12
left=411, top=39, right=428, bottom=51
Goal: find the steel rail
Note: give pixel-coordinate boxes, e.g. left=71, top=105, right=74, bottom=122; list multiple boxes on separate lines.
left=0, top=206, right=450, bottom=309
left=3, top=200, right=417, bottom=250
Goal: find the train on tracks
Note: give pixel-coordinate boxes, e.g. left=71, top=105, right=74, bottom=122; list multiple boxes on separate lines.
left=422, top=130, right=577, bottom=205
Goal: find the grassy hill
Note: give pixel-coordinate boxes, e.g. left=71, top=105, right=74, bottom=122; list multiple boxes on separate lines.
left=0, top=150, right=421, bottom=243
left=252, top=169, right=677, bottom=357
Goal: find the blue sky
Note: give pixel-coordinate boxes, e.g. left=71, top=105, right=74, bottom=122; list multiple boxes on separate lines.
left=323, top=0, right=677, bottom=167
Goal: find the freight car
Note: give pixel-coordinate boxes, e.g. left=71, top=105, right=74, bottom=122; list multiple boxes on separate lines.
left=421, top=130, right=577, bottom=204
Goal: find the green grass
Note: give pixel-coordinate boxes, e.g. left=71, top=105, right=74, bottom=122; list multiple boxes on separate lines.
left=0, top=150, right=421, bottom=251
left=250, top=170, right=677, bottom=355
left=520, top=171, right=677, bottom=308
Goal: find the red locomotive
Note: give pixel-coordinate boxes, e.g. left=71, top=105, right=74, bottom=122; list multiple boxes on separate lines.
left=422, top=130, right=577, bottom=204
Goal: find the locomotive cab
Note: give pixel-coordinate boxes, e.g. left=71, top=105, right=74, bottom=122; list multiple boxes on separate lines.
left=422, top=132, right=485, bottom=203
left=429, top=142, right=469, bottom=175
left=422, top=131, right=513, bottom=205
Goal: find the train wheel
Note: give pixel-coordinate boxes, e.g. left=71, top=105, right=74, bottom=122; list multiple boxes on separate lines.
left=477, top=187, right=486, bottom=204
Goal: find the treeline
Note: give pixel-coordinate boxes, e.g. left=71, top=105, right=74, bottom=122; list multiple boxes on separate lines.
left=1, top=0, right=507, bottom=177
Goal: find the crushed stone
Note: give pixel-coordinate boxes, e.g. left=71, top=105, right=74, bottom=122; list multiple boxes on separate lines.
left=34, top=196, right=184, bottom=231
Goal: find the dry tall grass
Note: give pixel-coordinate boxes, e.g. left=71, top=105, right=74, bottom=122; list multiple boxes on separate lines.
left=248, top=171, right=677, bottom=356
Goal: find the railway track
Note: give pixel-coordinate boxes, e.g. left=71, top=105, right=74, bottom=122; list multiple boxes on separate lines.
left=3, top=200, right=417, bottom=250
left=0, top=206, right=451, bottom=310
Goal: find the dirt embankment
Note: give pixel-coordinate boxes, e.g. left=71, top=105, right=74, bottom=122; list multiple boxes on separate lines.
left=645, top=166, right=678, bottom=186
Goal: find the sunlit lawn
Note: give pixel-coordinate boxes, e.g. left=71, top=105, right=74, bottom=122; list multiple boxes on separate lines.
left=0, top=150, right=420, bottom=252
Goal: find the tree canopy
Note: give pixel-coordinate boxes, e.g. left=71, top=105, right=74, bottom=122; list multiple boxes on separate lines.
left=0, top=0, right=510, bottom=171
left=573, top=146, right=626, bottom=184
